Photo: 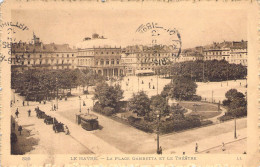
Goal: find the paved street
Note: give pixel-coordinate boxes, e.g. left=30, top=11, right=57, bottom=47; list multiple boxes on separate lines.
left=11, top=105, right=93, bottom=154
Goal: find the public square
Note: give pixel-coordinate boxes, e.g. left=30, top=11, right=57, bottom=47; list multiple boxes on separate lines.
left=11, top=76, right=247, bottom=155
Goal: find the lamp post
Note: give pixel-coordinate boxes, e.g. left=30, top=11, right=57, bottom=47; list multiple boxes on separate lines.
left=234, top=115, right=237, bottom=139
left=13, top=92, right=15, bottom=103
left=156, top=110, right=160, bottom=154
left=56, top=77, right=58, bottom=110
left=79, top=96, right=82, bottom=113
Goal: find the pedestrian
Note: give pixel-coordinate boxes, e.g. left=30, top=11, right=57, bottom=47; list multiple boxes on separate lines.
left=149, top=82, right=151, bottom=89
left=65, top=125, right=70, bottom=135
left=54, top=104, right=56, bottom=111
left=222, top=142, right=225, bottom=151
left=158, top=146, right=162, bottom=154
left=27, top=101, right=29, bottom=106
left=22, top=101, right=25, bottom=106
left=28, top=109, right=31, bottom=117
left=18, top=125, right=22, bottom=135
left=195, top=143, right=198, bottom=152
left=240, top=82, right=241, bottom=86
left=12, top=122, right=15, bottom=130
left=15, top=108, right=19, bottom=118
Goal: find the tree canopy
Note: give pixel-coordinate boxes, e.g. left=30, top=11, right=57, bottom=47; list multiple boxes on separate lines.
left=94, top=82, right=124, bottom=109
left=161, top=76, right=197, bottom=100
left=128, top=91, right=151, bottom=117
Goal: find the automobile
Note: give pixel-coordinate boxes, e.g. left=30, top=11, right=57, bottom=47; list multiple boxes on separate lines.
left=11, top=133, right=17, bottom=143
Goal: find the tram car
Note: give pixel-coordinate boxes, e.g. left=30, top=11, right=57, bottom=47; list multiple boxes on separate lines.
left=79, top=114, right=99, bottom=131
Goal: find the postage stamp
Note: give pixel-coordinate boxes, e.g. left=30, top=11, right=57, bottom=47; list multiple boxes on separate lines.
left=0, top=1, right=259, bottom=166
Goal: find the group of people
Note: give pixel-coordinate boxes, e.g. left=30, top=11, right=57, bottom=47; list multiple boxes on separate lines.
left=15, top=108, right=31, bottom=118
left=195, top=142, right=226, bottom=153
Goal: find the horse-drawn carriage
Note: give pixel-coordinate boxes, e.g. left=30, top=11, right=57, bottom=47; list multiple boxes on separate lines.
left=44, top=116, right=57, bottom=124
left=36, top=110, right=47, bottom=119
left=53, top=122, right=65, bottom=133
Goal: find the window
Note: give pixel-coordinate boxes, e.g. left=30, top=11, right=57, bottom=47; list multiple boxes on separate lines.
left=106, top=59, right=109, bottom=65
left=67, top=54, right=69, bottom=58
left=28, top=55, right=30, bottom=58
left=100, top=59, right=104, bottom=65
left=111, top=59, right=114, bottom=65
left=28, top=61, right=30, bottom=65
left=72, top=54, right=74, bottom=57
left=95, top=60, right=98, bottom=65
left=57, top=54, right=59, bottom=57
left=40, top=55, right=42, bottom=58
left=117, top=59, right=119, bottom=64
left=107, top=52, right=109, bottom=54
left=101, top=52, right=104, bottom=54
left=40, top=61, right=42, bottom=65
left=112, top=52, right=114, bottom=54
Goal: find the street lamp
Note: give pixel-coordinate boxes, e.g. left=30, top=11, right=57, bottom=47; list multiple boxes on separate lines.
left=79, top=96, right=81, bottom=113
left=56, top=77, right=59, bottom=110
left=156, top=110, right=160, bottom=154
left=234, top=115, right=237, bottom=139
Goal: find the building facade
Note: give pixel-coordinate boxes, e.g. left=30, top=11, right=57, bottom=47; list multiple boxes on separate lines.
left=11, top=34, right=77, bottom=72
left=203, top=40, right=247, bottom=66
left=76, top=34, right=125, bottom=77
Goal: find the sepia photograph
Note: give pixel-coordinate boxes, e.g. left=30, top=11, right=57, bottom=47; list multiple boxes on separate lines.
left=7, top=8, right=250, bottom=156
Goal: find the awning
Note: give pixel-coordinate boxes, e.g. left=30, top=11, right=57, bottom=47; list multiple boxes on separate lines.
left=135, top=69, right=155, bottom=75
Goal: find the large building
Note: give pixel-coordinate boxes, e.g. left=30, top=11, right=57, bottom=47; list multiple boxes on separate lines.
left=122, top=45, right=175, bottom=75
left=203, top=40, right=247, bottom=66
left=177, top=47, right=204, bottom=62
left=76, top=34, right=124, bottom=77
left=11, top=34, right=77, bottom=72
left=176, top=40, right=247, bottom=66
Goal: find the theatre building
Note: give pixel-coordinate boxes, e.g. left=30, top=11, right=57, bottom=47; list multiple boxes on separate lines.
left=76, top=34, right=125, bottom=77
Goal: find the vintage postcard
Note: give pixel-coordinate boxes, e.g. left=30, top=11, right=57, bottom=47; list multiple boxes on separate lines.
left=0, top=0, right=259, bottom=166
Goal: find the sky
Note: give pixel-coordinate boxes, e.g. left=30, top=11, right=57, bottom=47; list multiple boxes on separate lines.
left=11, top=9, right=247, bottom=49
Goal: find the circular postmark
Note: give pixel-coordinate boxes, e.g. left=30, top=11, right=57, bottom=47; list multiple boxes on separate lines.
left=0, top=22, right=30, bottom=64
left=135, top=22, right=182, bottom=67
